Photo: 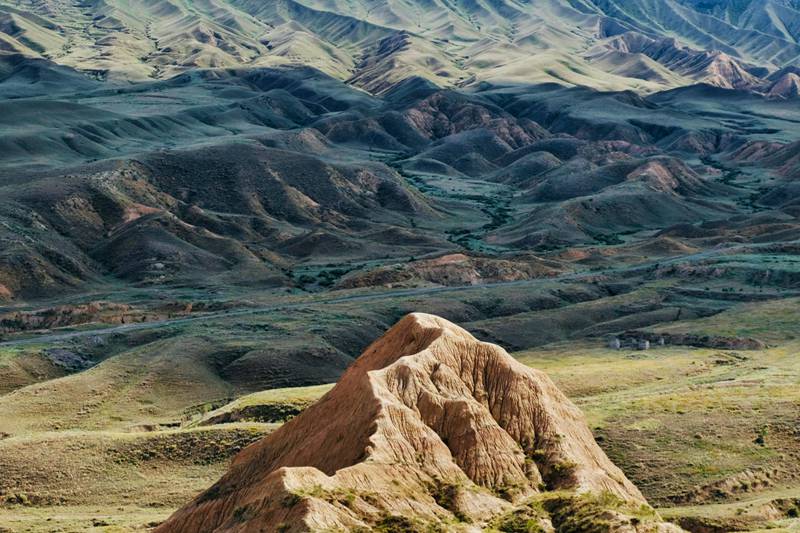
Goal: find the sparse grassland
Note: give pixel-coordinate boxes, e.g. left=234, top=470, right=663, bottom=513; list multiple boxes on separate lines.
left=0, top=424, right=272, bottom=532
left=191, top=383, right=335, bottom=425
left=0, top=288, right=798, bottom=531
left=516, top=298, right=800, bottom=531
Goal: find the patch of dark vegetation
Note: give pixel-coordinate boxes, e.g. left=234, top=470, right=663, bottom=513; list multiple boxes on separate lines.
left=293, top=266, right=356, bottom=290
left=281, top=492, right=302, bottom=508
left=202, top=402, right=310, bottom=425
left=544, top=491, right=659, bottom=533
left=196, top=481, right=230, bottom=504
left=42, top=348, right=94, bottom=371
left=491, top=498, right=549, bottom=532
left=495, top=481, right=529, bottom=502
left=544, top=459, right=578, bottom=490
left=428, top=479, right=470, bottom=523
left=674, top=467, right=784, bottom=504
left=232, top=504, right=255, bottom=523
left=288, top=484, right=379, bottom=512
left=701, top=156, right=742, bottom=186
left=445, top=228, right=475, bottom=249
left=369, top=514, right=442, bottom=533
left=673, top=515, right=747, bottom=533
left=109, top=428, right=267, bottom=466
left=590, top=233, right=624, bottom=246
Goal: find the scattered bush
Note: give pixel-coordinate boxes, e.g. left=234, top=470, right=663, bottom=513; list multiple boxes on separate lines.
left=493, top=499, right=548, bottom=533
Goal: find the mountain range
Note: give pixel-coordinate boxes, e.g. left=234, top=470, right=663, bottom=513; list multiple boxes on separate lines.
left=2, top=1, right=800, bottom=532
left=3, top=0, right=800, bottom=95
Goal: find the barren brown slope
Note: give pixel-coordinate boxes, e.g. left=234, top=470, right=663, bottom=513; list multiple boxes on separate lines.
left=158, top=313, right=681, bottom=532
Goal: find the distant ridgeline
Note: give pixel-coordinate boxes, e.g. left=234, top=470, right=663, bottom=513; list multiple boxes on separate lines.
left=1, top=0, right=800, bottom=95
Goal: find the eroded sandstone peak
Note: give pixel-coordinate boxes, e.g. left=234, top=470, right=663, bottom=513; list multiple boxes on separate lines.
left=158, top=313, right=681, bottom=532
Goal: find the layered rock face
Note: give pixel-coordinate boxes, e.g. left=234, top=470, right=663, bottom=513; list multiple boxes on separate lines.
left=158, top=313, right=681, bottom=532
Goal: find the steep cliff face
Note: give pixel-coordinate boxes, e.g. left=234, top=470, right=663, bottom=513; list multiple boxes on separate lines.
left=158, top=313, right=681, bottom=532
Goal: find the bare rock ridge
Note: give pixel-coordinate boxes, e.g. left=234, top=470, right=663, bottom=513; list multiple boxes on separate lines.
left=158, top=313, right=682, bottom=532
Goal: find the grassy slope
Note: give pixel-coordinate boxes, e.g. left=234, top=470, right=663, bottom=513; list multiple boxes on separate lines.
left=1, top=298, right=799, bottom=531
left=520, top=299, right=800, bottom=531
left=0, top=424, right=273, bottom=532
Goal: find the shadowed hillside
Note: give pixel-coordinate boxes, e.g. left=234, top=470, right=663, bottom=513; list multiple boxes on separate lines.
left=2, top=66, right=800, bottom=302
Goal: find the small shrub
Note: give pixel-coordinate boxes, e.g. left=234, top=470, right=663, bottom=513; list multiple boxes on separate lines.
left=496, top=481, right=526, bottom=502
left=494, top=499, right=548, bottom=533
left=429, top=480, right=470, bottom=522
left=232, top=505, right=253, bottom=522
left=549, top=460, right=578, bottom=485
left=755, top=427, right=768, bottom=446
left=545, top=491, right=658, bottom=533
left=375, top=514, right=426, bottom=532
left=335, top=489, right=357, bottom=508
left=281, top=492, right=301, bottom=507
left=531, top=449, right=547, bottom=461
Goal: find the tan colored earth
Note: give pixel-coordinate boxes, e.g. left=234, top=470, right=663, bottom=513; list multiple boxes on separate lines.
left=158, top=313, right=683, bottom=532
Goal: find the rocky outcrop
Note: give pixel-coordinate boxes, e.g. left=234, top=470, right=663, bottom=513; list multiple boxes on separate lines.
left=336, top=253, right=565, bottom=289
left=591, top=32, right=763, bottom=90
left=767, top=73, right=800, bottom=99
left=0, top=302, right=133, bottom=334
left=0, top=300, right=217, bottom=335
left=158, top=313, right=682, bottom=532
